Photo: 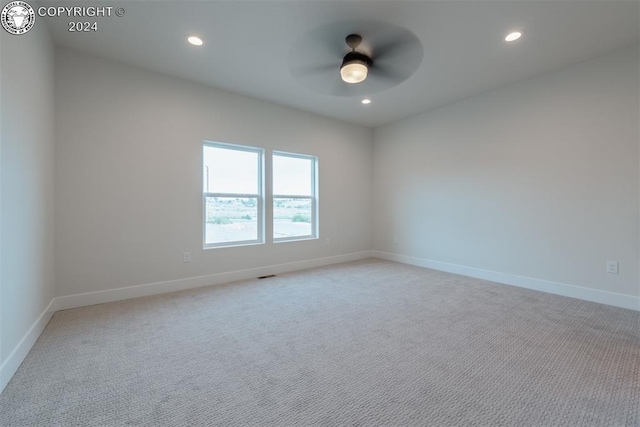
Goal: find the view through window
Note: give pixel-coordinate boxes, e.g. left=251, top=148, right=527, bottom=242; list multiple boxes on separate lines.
left=203, top=142, right=317, bottom=247
left=273, top=152, right=317, bottom=241
left=203, top=142, right=263, bottom=246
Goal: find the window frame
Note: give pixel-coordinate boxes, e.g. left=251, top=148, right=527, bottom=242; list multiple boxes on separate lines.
left=272, top=150, right=318, bottom=243
left=203, top=141, right=264, bottom=249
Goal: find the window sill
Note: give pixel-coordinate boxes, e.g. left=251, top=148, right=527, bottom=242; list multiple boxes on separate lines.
left=273, top=236, right=318, bottom=244
left=203, top=241, right=265, bottom=250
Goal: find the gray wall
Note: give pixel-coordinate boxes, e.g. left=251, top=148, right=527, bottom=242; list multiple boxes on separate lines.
left=0, top=27, right=55, bottom=363
left=373, top=47, right=639, bottom=298
left=54, top=48, right=373, bottom=297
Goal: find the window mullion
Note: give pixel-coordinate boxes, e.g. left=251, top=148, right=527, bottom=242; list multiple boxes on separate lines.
left=273, top=194, right=311, bottom=199
left=206, top=192, right=259, bottom=199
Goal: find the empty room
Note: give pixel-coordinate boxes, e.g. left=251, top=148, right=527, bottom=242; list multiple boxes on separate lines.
left=1, top=1, right=638, bottom=425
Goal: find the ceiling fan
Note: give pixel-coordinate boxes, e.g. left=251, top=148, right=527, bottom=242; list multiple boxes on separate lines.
left=289, top=21, right=423, bottom=97
left=340, top=34, right=372, bottom=84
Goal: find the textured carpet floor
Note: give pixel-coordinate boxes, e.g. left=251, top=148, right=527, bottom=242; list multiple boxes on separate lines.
left=1, top=259, right=638, bottom=426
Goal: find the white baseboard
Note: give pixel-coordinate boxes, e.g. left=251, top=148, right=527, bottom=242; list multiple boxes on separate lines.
left=54, top=251, right=373, bottom=311
left=4, top=249, right=633, bottom=397
left=373, top=251, right=640, bottom=311
left=0, top=299, right=56, bottom=394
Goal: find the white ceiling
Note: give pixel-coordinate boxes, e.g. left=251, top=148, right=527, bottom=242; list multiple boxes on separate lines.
left=43, top=1, right=639, bottom=128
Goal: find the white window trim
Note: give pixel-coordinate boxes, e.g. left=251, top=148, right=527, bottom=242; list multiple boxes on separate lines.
left=203, top=141, right=264, bottom=249
left=272, top=150, right=318, bottom=243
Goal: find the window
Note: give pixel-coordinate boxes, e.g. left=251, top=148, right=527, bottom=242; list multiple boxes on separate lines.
left=203, top=143, right=318, bottom=248
left=203, top=142, right=263, bottom=247
left=273, top=152, right=318, bottom=241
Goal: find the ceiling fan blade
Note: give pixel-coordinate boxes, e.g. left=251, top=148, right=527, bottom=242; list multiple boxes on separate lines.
left=288, top=23, right=345, bottom=84
left=374, top=39, right=407, bottom=59
left=370, top=33, right=423, bottom=84
left=373, top=37, right=421, bottom=64
left=290, top=63, right=337, bottom=78
left=292, top=65, right=360, bottom=97
left=368, top=64, right=405, bottom=82
left=312, top=30, right=350, bottom=58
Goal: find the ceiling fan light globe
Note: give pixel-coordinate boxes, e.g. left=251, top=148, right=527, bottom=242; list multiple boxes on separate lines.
left=341, top=62, right=368, bottom=84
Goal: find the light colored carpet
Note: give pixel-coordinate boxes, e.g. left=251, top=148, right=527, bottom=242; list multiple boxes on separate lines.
left=1, top=258, right=638, bottom=426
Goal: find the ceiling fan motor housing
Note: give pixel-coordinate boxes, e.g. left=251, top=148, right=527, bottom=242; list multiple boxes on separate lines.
left=341, top=51, right=372, bottom=68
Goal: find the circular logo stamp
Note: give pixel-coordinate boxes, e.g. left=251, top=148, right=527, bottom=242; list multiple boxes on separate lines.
left=1, top=1, right=35, bottom=35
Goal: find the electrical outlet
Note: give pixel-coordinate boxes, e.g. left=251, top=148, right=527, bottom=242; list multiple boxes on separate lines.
left=183, top=252, right=191, bottom=263
left=606, top=261, right=618, bottom=274
left=325, top=238, right=330, bottom=247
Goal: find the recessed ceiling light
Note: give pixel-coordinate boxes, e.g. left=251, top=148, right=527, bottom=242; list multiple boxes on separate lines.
left=505, top=31, right=522, bottom=42
left=187, top=36, right=203, bottom=46
left=361, top=99, right=371, bottom=105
